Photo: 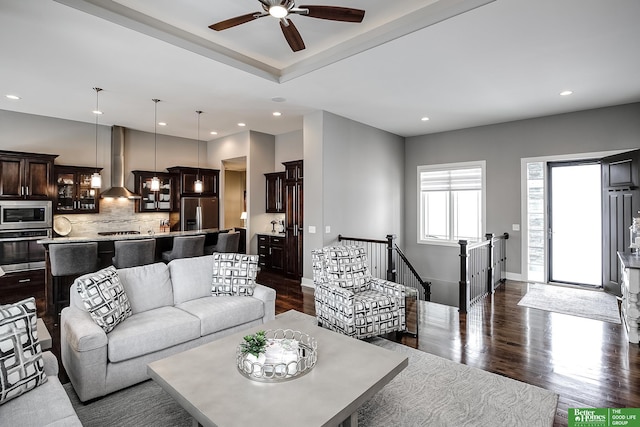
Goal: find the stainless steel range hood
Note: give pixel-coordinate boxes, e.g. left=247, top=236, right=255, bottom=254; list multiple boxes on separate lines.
left=100, top=125, right=140, bottom=199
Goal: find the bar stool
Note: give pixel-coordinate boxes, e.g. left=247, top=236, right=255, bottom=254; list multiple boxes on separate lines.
left=205, top=231, right=240, bottom=254
left=112, top=239, right=156, bottom=269
left=49, top=242, right=99, bottom=317
left=161, top=235, right=205, bottom=262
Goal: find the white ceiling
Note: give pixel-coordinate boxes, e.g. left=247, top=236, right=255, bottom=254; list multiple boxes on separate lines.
left=1, top=0, right=639, bottom=141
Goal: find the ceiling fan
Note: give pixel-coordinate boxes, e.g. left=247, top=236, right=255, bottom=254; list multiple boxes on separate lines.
left=209, top=0, right=365, bottom=52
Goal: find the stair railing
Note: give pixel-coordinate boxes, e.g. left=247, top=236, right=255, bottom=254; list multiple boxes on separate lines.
left=337, top=234, right=431, bottom=301
left=458, top=232, right=509, bottom=313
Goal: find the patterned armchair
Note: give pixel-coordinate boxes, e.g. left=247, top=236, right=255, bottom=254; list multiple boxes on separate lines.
left=312, top=245, right=406, bottom=339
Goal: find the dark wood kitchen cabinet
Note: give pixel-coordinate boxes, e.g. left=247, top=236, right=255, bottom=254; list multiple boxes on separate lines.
left=0, top=270, right=45, bottom=314
left=265, top=172, right=285, bottom=213
left=54, top=165, right=102, bottom=213
left=0, top=150, right=57, bottom=200
left=257, top=234, right=285, bottom=272
left=167, top=166, right=219, bottom=197
left=283, top=160, right=303, bottom=278
left=132, top=170, right=176, bottom=212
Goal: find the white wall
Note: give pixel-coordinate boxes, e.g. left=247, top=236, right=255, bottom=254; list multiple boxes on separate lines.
left=405, top=102, right=640, bottom=306
left=248, top=131, right=276, bottom=253
left=303, top=111, right=405, bottom=281
left=275, top=129, right=303, bottom=170
left=0, top=109, right=111, bottom=181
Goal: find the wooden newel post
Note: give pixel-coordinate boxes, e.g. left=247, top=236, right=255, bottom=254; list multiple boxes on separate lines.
left=459, top=239, right=469, bottom=313
left=386, top=234, right=396, bottom=282
left=486, top=233, right=495, bottom=295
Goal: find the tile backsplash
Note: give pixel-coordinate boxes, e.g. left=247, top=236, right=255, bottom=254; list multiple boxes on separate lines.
left=54, top=199, right=168, bottom=237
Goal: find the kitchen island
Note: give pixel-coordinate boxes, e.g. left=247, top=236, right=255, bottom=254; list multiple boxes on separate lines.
left=38, top=228, right=226, bottom=316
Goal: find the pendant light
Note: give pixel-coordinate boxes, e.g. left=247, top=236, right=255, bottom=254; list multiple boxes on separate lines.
left=90, top=87, right=103, bottom=189
left=151, top=98, right=161, bottom=192
left=194, top=110, right=203, bottom=193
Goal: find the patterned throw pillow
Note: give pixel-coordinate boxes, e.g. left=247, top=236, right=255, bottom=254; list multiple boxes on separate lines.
left=0, top=297, right=47, bottom=405
left=76, top=266, right=132, bottom=333
left=211, top=253, right=259, bottom=296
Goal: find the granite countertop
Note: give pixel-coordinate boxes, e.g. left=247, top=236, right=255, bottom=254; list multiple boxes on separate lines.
left=257, top=232, right=286, bottom=237
left=618, top=252, right=640, bottom=269
left=37, top=228, right=221, bottom=245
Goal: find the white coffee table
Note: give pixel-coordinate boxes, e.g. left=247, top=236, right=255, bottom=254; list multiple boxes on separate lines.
left=148, top=310, right=408, bottom=427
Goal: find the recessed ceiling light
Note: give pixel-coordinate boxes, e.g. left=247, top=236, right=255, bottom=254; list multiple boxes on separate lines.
left=560, top=90, right=573, bottom=96
left=273, top=112, right=282, bottom=117
left=92, top=110, right=103, bottom=115
left=158, top=122, right=167, bottom=126
left=421, top=117, right=430, bottom=121
left=238, top=123, right=246, bottom=127
left=5, top=94, right=21, bottom=100
left=271, top=97, right=286, bottom=103
left=210, top=131, right=218, bottom=135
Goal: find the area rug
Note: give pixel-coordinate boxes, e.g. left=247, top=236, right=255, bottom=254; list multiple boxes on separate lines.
left=64, top=339, right=558, bottom=427
left=517, top=283, right=621, bottom=324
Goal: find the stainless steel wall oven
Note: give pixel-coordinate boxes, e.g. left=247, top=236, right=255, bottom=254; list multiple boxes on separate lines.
left=0, top=201, right=52, bottom=273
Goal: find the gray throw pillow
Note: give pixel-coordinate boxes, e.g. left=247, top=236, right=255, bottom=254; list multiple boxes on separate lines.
left=0, top=297, right=47, bottom=405
left=76, top=266, right=132, bottom=333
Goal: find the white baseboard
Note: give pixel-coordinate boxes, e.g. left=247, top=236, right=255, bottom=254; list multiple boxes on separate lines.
left=505, top=272, right=523, bottom=282
left=301, top=277, right=314, bottom=289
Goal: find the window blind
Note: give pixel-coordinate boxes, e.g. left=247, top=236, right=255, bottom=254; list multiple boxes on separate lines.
left=420, top=167, right=482, bottom=191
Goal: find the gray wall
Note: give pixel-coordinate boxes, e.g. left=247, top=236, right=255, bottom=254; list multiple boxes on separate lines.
left=405, top=102, right=640, bottom=306
left=303, top=111, right=405, bottom=282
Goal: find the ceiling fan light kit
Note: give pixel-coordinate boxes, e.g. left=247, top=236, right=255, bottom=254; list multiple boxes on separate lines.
left=209, top=0, right=365, bottom=52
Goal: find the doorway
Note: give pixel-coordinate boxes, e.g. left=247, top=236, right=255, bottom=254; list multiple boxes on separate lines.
left=548, top=161, right=601, bottom=286
left=221, top=157, right=246, bottom=229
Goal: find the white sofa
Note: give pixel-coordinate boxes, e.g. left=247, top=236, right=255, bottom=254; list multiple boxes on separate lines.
left=60, top=255, right=276, bottom=402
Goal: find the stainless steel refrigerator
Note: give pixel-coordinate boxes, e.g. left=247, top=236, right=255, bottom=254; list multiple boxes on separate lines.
left=180, top=197, right=219, bottom=231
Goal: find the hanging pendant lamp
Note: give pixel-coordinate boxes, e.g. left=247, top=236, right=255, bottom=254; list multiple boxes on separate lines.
left=194, top=110, right=203, bottom=193
left=91, top=87, right=103, bottom=189
left=151, top=98, right=161, bottom=192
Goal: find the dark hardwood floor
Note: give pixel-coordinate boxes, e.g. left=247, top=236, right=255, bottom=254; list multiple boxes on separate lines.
left=36, top=270, right=639, bottom=427
left=257, top=271, right=640, bottom=427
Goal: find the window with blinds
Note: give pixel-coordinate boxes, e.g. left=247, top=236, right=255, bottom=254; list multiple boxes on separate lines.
left=417, top=161, right=486, bottom=244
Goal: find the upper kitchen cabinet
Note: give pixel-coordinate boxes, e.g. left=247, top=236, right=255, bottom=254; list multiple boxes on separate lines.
left=265, top=172, right=285, bottom=213
left=132, top=170, right=176, bottom=212
left=285, top=160, right=303, bottom=181
left=0, top=150, right=57, bottom=200
left=167, top=166, right=219, bottom=197
left=54, top=165, right=102, bottom=213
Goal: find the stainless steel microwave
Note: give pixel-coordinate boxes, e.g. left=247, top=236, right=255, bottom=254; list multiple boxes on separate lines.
left=0, top=200, right=52, bottom=230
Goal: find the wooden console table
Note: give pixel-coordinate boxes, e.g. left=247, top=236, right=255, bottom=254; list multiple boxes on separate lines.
left=619, top=252, right=640, bottom=344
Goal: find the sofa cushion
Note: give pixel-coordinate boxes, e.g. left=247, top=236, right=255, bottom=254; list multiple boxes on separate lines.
left=168, top=255, right=215, bottom=304
left=0, top=297, right=47, bottom=405
left=211, top=253, right=259, bottom=296
left=176, top=296, right=264, bottom=336
left=107, top=306, right=200, bottom=363
left=117, top=263, right=173, bottom=315
left=75, top=266, right=132, bottom=333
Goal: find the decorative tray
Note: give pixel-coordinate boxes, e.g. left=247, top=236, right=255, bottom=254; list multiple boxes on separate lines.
left=236, top=329, right=317, bottom=383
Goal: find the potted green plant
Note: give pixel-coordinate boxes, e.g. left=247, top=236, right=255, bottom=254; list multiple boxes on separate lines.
left=241, top=330, right=267, bottom=371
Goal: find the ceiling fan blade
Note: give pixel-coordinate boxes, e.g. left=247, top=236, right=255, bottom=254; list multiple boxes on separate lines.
left=280, top=19, right=305, bottom=52
left=209, top=13, right=262, bottom=31
left=298, top=5, right=365, bottom=23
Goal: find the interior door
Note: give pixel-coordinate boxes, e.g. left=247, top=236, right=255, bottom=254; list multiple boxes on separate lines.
left=548, top=161, right=602, bottom=286
left=601, top=149, right=640, bottom=296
